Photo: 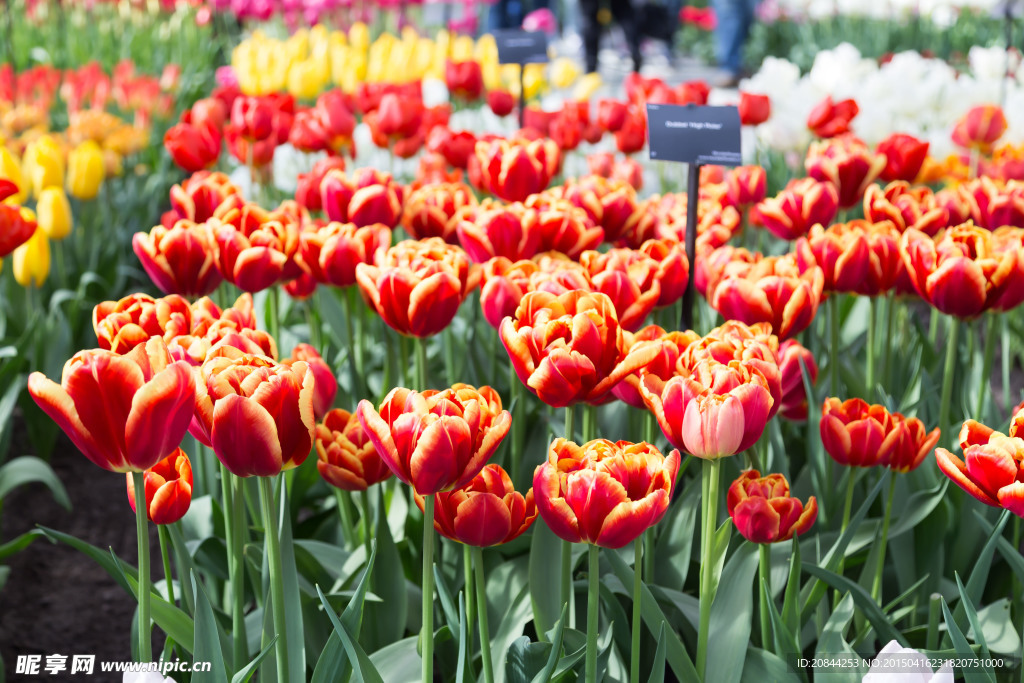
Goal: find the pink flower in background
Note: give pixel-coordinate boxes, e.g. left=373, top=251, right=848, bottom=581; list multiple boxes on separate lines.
left=215, top=67, right=238, bottom=89
left=523, top=8, right=558, bottom=34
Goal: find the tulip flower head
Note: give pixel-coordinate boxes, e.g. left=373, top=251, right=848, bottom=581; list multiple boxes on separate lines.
left=0, top=200, right=37, bottom=259
left=356, top=384, right=512, bottom=496
left=806, top=96, right=859, bottom=139
left=93, top=293, right=194, bottom=355
left=757, top=177, right=840, bottom=242
left=821, top=397, right=940, bottom=471
left=126, top=448, right=193, bottom=524
left=533, top=438, right=680, bottom=549
left=795, top=221, right=871, bottom=294
left=416, top=463, right=536, bottom=546
left=806, top=135, right=886, bottom=209
left=284, top=343, right=336, bottom=420
left=738, top=92, right=771, bottom=126
left=727, top=470, right=817, bottom=543
left=457, top=204, right=542, bottom=263
left=936, top=416, right=1024, bottom=516
left=191, top=346, right=316, bottom=477
left=402, top=182, right=476, bottom=243
left=315, top=408, right=392, bottom=491
left=133, top=220, right=224, bottom=298
left=876, top=133, right=929, bottom=183
left=952, top=104, right=1007, bottom=152
left=208, top=200, right=302, bottom=293
left=862, top=182, right=948, bottom=237
left=28, top=337, right=196, bottom=473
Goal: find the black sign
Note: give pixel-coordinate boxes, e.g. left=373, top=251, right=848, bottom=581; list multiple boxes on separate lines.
left=494, top=30, right=550, bottom=65
left=646, top=103, right=743, bottom=166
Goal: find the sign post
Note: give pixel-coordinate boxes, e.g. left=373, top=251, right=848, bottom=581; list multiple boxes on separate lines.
left=494, top=29, right=549, bottom=129
left=645, top=103, right=743, bottom=331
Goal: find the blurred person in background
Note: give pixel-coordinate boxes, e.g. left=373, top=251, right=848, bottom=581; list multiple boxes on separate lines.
left=489, top=0, right=552, bottom=31
left=579, top=0, right=642, bottom=73
left=713, top=0, right=759, bottom=86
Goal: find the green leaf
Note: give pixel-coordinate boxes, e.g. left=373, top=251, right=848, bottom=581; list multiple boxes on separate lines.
left=434, top=565, right=460, bottom=636
left=364, top=488, right=407, bottom=650
left=491, top=584, right=533, bottom=683
left=230, top=638, right=278, bottom=683
left=706, top=542, right=758, bottom=683
left=802, top=562, right=906, bottom=647
left=0, top=456, right=71, bottom=509
left=605, top=547, right=699, bottom=682
left=940, top=596, right=996, bottom=683
left=0, top=374, right=25, bottom=449
left=530, top=604, right=568, bottom=683
left=955, top=510, right=1010, bottom=629
left=316, top=584, right=386, bottom=683
left=954, top=574, right=993, bottom=673
left=529, top=521, right=563, bottom=640
left=166, top=523, right=197, bottom=617
left=310, top=540, right=377, bottom=683
left=191, top=572, right=229, bottom=683
left=761, top=576, right=798, bottom=659
left=455, top=592, right=469, bottom=683
left=0, top=530, right=42, bottom=562
left=506, top=637, right=552, bottom=683
left=647, top=624, right=667, bottom=683
left=781, top=537, right=801, bottom=638
left=368, top=637, right=420, bottom=683
left=653, top=476, right=700, bottom=591
left=275, top=483, right=306, bottom=683
left=109, top=550, right=196, bottom=653
left=972, top=599, right=1020, bottom=655
left=813, top=593, right=862, bottom=682
left=743, top=648, right=801, bottom=683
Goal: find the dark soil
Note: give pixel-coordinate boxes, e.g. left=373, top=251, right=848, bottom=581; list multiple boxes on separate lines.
left=0, top=425, right=159, bottom=681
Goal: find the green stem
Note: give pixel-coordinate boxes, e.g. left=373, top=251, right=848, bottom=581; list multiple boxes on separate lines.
left=473, top=546, right=494, bottom=683
left=342, top=288, right=361, bottom=401
left=382, top=326, right=395, bottom=403
left=696, top=458, right=722, bottom=679
left=644, top=528, right=655, bottom=585
left=928, top=308, right=939, bottom=348
left=586, top=544, right=600, bottom=683
left=866, top=296, right=877, bottom=400
left=464, top=544, right=475, bottom=633
left=360, top=488, right=373, bottom=563
left=829, top=296, right=841, bottom=396
left=158, top=524, right=174, bottom=606
left=509, top=360, right=524, bottom=484
left=132, top=471, right=152, bottom=662
left=562, top=404, right=576, bottom=628
left=305, top=295, right=322, bottom=354
left=422, top=494, right=436, bottom=683
left=443, top=327, right=457, bottom=386
left=630, top=537, right=642, bottom=683
left=759, top=543, right=771, bottom=651
left=1003, top=316, right=1012, bottom=415
left=582, top=403, right=594, bottom=442
left=334, top=489, right=357, bottom=550
left=266, top=287, right=280, bottom=346
left=882, top=295, right=895, bottom=382
left=840, top=469, right=856, bottom=534
left=230, top=474, right=247, bottom=670
left=977, top=315, right=997, bottom=419
left=871, top=475, right=897, bottom=603
left=258, top=476, right=289, bottom=679
left=926, top=593, right=941, bottom=651
left=938, top=316, right=961, bottom=445
left=416, top=336, right=429, bottom=391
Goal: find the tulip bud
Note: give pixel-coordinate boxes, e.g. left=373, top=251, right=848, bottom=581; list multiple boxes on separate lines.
left=12, top=227, right=50, bottom=287
left=67, top=140, right=106, bottom=200
left=727, top=470, right=817, bottom=543
left=23, top=136, right=65, bottom=197
left=316, top=408, right=392, bottom=491
left=126, top=448, right=193, bottom=524
left=36, top=187, right=73, bottom=241
left=0, top=146, right=26, bottom=204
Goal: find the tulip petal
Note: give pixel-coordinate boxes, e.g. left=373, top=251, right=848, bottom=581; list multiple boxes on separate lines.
left=28, top=372, right=112, bottom=471
left=935, top=447, right=1000, bottom=507
left=211, top=394, right=284, bottom=477
left=410, top=415, right=473, bottom=495
left=125, top=362, right=196, bottom=471
left=453, top=493, right=513, bottom=546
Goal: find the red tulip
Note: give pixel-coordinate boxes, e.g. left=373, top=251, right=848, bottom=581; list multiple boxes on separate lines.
left=284, top=343, right=336, bottom=420
left=356, top=384, right=511, bottom=496
left=615, top=107, right=647, bottom=155
left=0, top=202, right=36, bottom=258
left=93, top=293, right=193, bottom=355
left=738, top=92, right=771, bottom=126
left=638, top=238, right=690, bottom=308
left=427, top=127, right=477, bottom=170
left=487, top=89, right=516, bottom=117
left=28, top=337, right=195, bottom=473
left=640, top=357, right=774, bottom=458
left=777, top=339, right=817, bottom=421
left=876, top=133, right=929, bottom=183
left=820, top=397, right=940, bottom=471
left=296, top=157, right=347, bottom=213
left=579, top=247, right=661, bottom=332
left=863, top=182, right=949, bottom=236
left=315, top=408, right=392, bottom=491
left=190, top=97, right=227, bottom=132
left=164, top=122, right=220, bottom=173
left=725, top=165, right=767, bottom=209
left=446, top=60, right=484, bottom=102
left=806, top=96, right=859, bottom=138
left=533, top=438, right=680, bottom=549
left=133, top=220, right=223, bottom=298
left=613, top=329, right=700, bottom=409
left=284, top=272, right=317, bottom=300
left=126, top=448, right=193, bottom=524
left=402, top=182, right=476, bottom=243
left=475, top=138, right=558, bottom=202
left=952, top=104, right=1007, bottom=151
left=191, top=346, right=315, bottom=477
left=321, top=168, right=403, bottom=228
left=415, top=463, right=536, bottom=546
left=355, top=238, right=474, bottom=338
left=612, top=157, right=644, bottom=190
left=937, top=416, right=1024, bottom=514
left=500, top=290, right=657, bottom=407
left=727, top=470, right=817, bottom=543
left=534, top=199, right=604, bottom=259
left=757, top=177, right=840, bottom=241
left=164, top=171, right=240, bottom=227
left=457, top=204, right=542, bottom=263
left=597, top=99, right=628, bottom=133
left=806, top=135, right=886, bottom=209
left=710, top=254, right=824, bottom=340
left=795, top=221, right=871, bottom=293
left=209, top=200, right=302, bottom=293
left=900, top=223, right=1024, bottom=318
left=297, top=221, right=391, bottom=288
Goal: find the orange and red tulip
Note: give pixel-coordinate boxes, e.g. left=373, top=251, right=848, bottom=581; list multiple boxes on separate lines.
left=936, top=415, right=1024, bottom=515
left=638, top=238, right=690, bottom=308
left=534, top=199, right=604, bottom=259
left=355, top=238, right=474, bottom=338
left=500, top=290, right=657, bottom=407
left=475, top=138, right=558, bottom=203
left=757, top=177, right=839, bottom=241
left=533, top=438, right=680, bottom=549
left=315, top=408, right=392, bottom=491
left=952, top=104, right=1007, bottom=151
left=209, top=200, right=302, bottom=293
left=458, top=204, right=543, bottom=264
left=28, top=337, right=196, bottom=473
left=820, top=397, right=940, bottom=471
left=639, top=358, right=774, bottom=459
left=93, top=293, right=193, bottom=355
left=795, top=221, right=871, bottom=293
left=876, top=133, right=929, bottom=183
left=355, top=384, right=511, bottom=496
left=579, top=247, right=662, bottom=332
left=613, top=329, right=700, bottom=409
left=777, top=339, right=817, bottom=421
left=284, top=343, right=336, bottom=420
left=321, top=168, right=404, bottom=228
left=426, top=128, right=477, bottom=170
left=192, top=346, right=316, bottom=477
left=297, top=221, right=391, bottom=288
left=900, top=222, right=1024, bottom=318
left=402, top=182, right=476, bottom=243
left=133, top=220, right=223, bottom=298
left=725, top=165, right=767, bottom=209
left=727, top=469, right=817, bottom=543
left=295, top=157, right=347, bottom=213
left=415, top=463, right=536, bottom=546
left=806, top=135, right=886, bottom=209
left=164, top=171, right=240, bottom=228
left=862, top=182, right=949, bottom=236
left=126, top=448, right=193, bottom=524
left=806, top=95, right=859, bottom=139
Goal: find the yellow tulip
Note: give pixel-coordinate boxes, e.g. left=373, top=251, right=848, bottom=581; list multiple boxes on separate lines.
left=350, top=22, right=369, bottom=51
left=36, top=187, right=73, bottom=241
left=23, top=136, right=64, bottom=197
left=572, top=72, right=604, bottom=102
left=550, top=58, right=580, bottom=89
left=13, top=227, right=49, bottom=287
left=523, top=64, right=547, bottom=100
left=67, top=140, right=105, bottom=200
left=474, top=34, right=498, bottom=63
left=0, top=146, right=25, bottom=204
left=483, top=63, right=503, bottom=92
left=451, top=35, right=475, bottom=61
left=288, top=59, right=327, bottom=100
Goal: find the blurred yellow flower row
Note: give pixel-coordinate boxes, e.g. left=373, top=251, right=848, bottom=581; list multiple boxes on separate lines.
left=231, top=24, right=599, bottom=101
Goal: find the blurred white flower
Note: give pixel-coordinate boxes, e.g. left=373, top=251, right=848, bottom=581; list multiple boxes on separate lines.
left=123, top=672, right=175, bottom=683
left=862, top=641, right=954, bottom=683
